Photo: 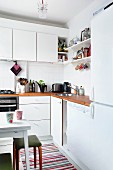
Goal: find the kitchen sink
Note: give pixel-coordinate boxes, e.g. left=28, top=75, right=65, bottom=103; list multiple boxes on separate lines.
left=56, top=93, right=76, bottom=97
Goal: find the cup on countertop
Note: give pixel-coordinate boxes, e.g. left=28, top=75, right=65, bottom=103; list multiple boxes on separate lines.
left=6, top=112, right=14, bottom=123
left=15, top=110, right=23, bottom=120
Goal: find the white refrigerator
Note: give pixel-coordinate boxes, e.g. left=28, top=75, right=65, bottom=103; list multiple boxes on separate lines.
left=89, top=3, right=113, bottom=170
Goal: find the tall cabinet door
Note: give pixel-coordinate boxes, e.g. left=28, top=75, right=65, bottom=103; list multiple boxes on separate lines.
left=91, top=6, right=113, bottom=105
left=86, top=103, right=113, bottom=170
left=13, top=29, right=36, bottom=61
left=51, top=97, right=62, bottom=146
left=37, top=33, right=58, bottom=62
left=0, top=27, right=12, bottom=60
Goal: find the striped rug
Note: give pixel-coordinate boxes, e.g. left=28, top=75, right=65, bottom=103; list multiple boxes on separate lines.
left=20, top=143, right=77, bottom=170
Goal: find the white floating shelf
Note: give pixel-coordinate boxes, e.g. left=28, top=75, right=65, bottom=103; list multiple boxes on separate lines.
left=66, top=38, right=91, bottom=51
left=58, top=52, right=68, bottom=54
left=71, top=56, right=91, bottom=63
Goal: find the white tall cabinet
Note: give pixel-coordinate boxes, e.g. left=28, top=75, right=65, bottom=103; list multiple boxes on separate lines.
left=37, top=33, right=58, bottom=62
left=13, top=29, right=36, bottom=61
left=0, top=27, right=12, bottom=60
left=51, top=97, right=62, bottom=146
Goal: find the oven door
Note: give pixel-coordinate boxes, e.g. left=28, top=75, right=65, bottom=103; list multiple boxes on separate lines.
left=0, top=97, right=19, bottom=112
left=0, top=104, right=17, bottom=112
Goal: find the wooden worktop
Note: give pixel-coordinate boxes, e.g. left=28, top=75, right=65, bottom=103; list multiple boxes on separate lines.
left=51, top=94, right=91, bottom=106
left=0, top=92, right=91, bottom=106
left=0, top=92, right=51, bottom=97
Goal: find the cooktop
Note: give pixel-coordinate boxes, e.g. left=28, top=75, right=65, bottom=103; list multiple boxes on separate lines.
left=0, top=90, right=15, bottom=94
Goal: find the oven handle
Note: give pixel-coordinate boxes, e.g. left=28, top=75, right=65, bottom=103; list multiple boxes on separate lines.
left=0, top=104, right=16, bottom=107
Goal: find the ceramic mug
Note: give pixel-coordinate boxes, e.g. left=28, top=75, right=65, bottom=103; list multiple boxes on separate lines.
left=15, top=110, right=23, bottom=120
left=6, top=112, right=14, bottom=123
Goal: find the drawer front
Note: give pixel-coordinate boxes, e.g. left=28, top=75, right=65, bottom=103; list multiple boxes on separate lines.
left=19, top=96, right=50, bottom=104
left=20, top=104, right=50, bottom=120
left=0, top=145, right=13, bottom=154
left=29, top=120, right=50, bottom=136
left=0, top=138, right=13, bottom=146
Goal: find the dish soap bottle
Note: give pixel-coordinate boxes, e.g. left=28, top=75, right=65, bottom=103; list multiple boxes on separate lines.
left=79, top=86, right=85, bottom=96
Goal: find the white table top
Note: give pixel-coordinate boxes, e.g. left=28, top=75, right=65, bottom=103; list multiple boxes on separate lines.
left=0, top=112, right=31, bottom=132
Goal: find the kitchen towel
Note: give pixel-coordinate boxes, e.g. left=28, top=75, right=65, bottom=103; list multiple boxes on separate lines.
left=10, top=62, right=22, bottom=76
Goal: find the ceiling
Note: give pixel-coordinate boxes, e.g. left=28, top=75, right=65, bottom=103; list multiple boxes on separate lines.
left=0, top=0, right=95, bottom=27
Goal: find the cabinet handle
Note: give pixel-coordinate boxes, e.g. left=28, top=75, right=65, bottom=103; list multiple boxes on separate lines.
left=90, top=103, right=95, bottom=119
left=34, top=106, right=39, bottom=110
left=91, top=87, right=94, bottom=101
left=58, top=102, right=62, bottom=104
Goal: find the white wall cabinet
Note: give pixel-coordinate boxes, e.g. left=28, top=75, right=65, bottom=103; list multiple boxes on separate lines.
left=13, top=29, right=36, bottom=61
left=0, top=27, right=12, bottom=60
left=19, top=96, right=50, bottom=137
left=51, top=97, right=62, bottom=146
left=37, top=33, right=58, bottom=62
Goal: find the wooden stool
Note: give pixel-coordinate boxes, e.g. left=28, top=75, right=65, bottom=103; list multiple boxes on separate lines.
left=0, top=153, right=13, bottom=170
left=13, top=135, right=42, bottom=170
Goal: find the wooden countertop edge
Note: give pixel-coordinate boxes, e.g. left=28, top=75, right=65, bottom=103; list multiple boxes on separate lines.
left=0, top=92, right=91, bottom=106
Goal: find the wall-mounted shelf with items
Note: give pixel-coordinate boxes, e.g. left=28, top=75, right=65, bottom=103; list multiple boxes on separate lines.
left=58, top=37, right=68, bottom=63
left=71, top=57, right=91, bottom=71
left=65, top=38, right=91, bottom=70
left=71, top=56, right=91, bottom=63
left=66, top=38, right=91, bottom=52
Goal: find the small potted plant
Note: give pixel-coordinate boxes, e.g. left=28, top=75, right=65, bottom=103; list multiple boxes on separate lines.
left=36, top=80, right=47, bottom=92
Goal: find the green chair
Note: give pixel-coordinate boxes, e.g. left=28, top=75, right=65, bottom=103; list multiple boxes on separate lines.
left=13, top=135, right=42, bottom=170
left=0, top=153, right=13, bottom=170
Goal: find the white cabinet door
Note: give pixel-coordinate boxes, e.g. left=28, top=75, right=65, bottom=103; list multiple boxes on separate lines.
left=0, top=27, right=12, bottom=60
left=67, top=102, right=92, bottom=168
left=85, top=103, right=113, bottom=170
left=29, top=120, right=50, bottom=136
left=20, top=103, right=50, bottom=120
left=91, top=7, right=113, bottom=105
left=13, top=29, right=36, bottom=61
left=51, top=97, right=62, bottom=146
left=37, top=33, right=58, bottom=62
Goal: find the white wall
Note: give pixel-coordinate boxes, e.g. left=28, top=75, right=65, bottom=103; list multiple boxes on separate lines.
left=64, top=0, right=112, bottom=95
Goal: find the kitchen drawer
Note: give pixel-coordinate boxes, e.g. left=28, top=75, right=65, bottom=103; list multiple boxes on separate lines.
left=0, top=138, right=13, bottom=146
left=20, top=104, right=50, bottom=120
left=19, top=96, right=50, bottom=104
left=0, top=144, right=13, bottom=154
left=28, top=120, right=50, bottom=136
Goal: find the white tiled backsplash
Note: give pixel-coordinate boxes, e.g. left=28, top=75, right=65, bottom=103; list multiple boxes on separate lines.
left=0, top=61, right=64, bottom=92
left=0, top=61, right=15, bottom=90
left=0, top=60, right=90, bottom=95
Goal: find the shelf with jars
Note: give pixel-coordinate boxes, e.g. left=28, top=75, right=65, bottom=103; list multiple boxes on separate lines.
left=66, top=37, right=91, bottom=65
left=58, top=37, right=68, bottom=63
left=66, top=38, right=91, bottom=52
